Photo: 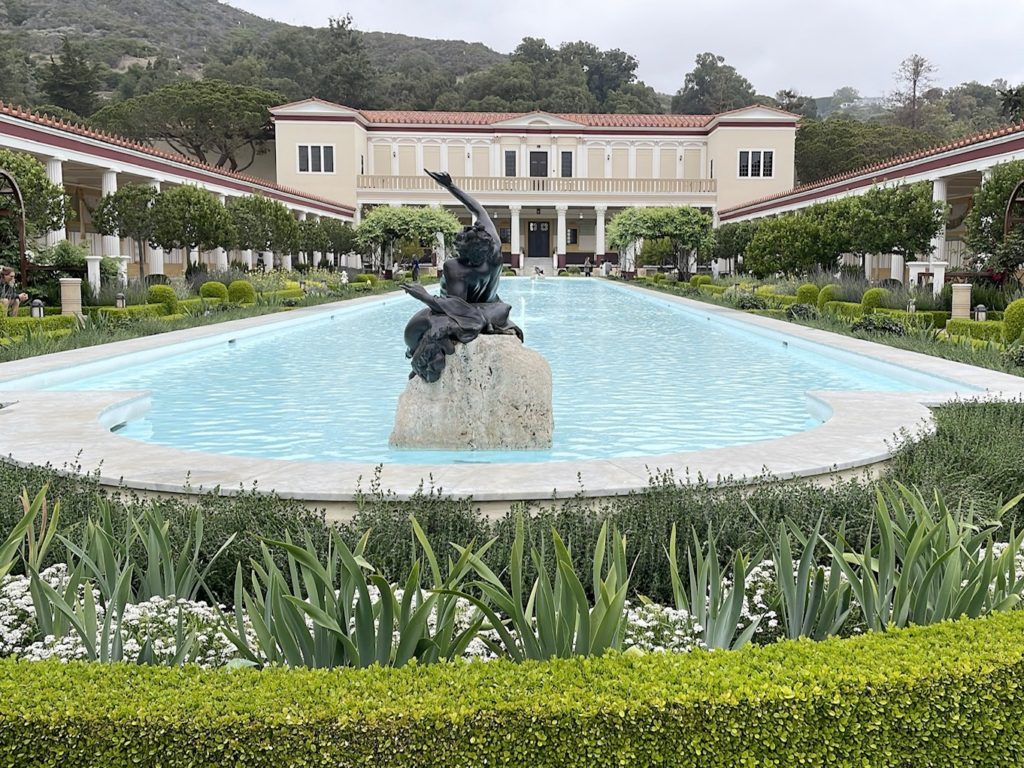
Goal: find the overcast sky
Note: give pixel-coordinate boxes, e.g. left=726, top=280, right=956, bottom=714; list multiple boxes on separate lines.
left=226, top=0, right=1024, bottom=99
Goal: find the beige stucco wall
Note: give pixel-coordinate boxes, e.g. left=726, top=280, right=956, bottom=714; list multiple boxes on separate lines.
left=708, top=126, right=796, bottom=210
left=372, top=144, right=390, bottom=175
left=588, top=148, right=605, bottom=178
left=397, top=145, right=415, bottom=175
left=274, top=120, right=365, bottom=207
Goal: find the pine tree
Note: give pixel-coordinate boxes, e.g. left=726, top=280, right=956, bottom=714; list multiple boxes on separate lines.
left=41, top=36, right=101, bottom=117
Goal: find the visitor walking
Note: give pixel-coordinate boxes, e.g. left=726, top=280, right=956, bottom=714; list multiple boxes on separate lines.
left=583, top=257, right=593, bottom=277
left=412, top=257, right=420, bottom=282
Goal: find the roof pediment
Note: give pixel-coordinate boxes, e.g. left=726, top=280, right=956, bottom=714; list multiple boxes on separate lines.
left=709, top=104, right=800, bottom=127
left=490, top=111, right=586, bottom=129
left=270, top=98, right=361, bottom=118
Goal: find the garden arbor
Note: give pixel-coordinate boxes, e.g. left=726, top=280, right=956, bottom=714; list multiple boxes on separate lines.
left=606, top=207, right=715, bottom=275
left=0, top=170, right=27, bottom=284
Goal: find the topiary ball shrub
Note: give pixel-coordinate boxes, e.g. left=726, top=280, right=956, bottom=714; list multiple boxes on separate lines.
left=796, top=283, right=820, bottom=306
left=688, top=275, right=702, bottom=288
left=1004, top=298, right=1024, bottom=343
left=652, top=272, right=666, bottom=283
left=816, top=283, right=841, bottom=310
left=735, top=293, right=769, bottom=310
left=146, top=284, right=178, bottom=315
left=227, top=280, right=256, bottom=304
left=695, top=275, right=713, bottom=287
left=199, top=281, right=228, bottom=300
left=786, top=302, right=819, bottom=321
left=851, top=313, right=906, bottom=336
left=356, top=273, right=378, bottom=285
left=1002, top=344, right=1024, bottom=368
left=861, top=287, right=890, bottom=312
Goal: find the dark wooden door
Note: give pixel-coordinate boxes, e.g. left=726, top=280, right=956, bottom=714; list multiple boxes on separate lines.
left=529, top=151, right=548, bottom=177
left=527, top=221, right=550, bottom=258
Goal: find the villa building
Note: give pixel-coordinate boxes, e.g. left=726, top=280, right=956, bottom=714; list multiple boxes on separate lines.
left=269, top=99, right=799, bottom=271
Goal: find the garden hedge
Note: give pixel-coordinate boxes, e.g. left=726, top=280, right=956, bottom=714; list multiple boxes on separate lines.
left=697, top=284, right=727, bottom=295
left=1005, top=298, right=1024, bottom=343
left=227, top=280, right=256, bottom=304
left=0, top=315, right=77, bottom=332
left=261, top=288, right=305, bottom=301
left=861, top=286, right=890, bottom=311
left=146, top=284, right=178, bottom=315
left=1, top=612, right=1024, bottom=766
left=199, top=281, right=229, bottom=300
left=87, top=304, right=165, bottom=319
left=946, top=318, right=1007, bottom=342
left=874, top=308, right=950, bottom=329
left=795, top=283, right=819, bottom=305
left=178, top=297, right=223, bottom=312
left=822, top=300, right=865, bottom=319
left=767, top=293, right=798, bottom=307
left=816, top=282, right=842, bottom=310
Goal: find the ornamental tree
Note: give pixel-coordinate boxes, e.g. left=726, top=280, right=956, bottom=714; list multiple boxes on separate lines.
left=227, top=194, right=296, bottom=256
left=319, top=218, right=358, bottom=256
left=744, top=214, right=836, bottom=278
left=606, top=206, right=715, bottom=273
left=963, top=160, right=1024, bottom=264
left=356, top=206, right=460, bottom=269
left=151, top=185, right=235, bottom=254
left=0, top=148, right=69, bottom=260
left=859, top=182, right=945, bottom=262
left=713, top=220, right=759, bottom=273
left=297, top=218, right=330, bottom=262
left=93, top=183, right=158, bottom=278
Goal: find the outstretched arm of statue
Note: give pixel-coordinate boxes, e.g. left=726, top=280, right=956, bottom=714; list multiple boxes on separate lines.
left=425, top=169, right=498, bottom=242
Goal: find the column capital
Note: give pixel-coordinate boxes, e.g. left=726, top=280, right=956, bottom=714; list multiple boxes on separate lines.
left=555, top=204, right=568, bottom=213
left=594, top=204, right=607, bottom=214
left=509, top=204, right=522, bottom=214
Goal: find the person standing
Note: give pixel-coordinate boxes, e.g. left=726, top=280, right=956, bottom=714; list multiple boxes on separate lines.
left=0, top=267, right=28, bottom=316
left=412, top=257, right=421, bottom=282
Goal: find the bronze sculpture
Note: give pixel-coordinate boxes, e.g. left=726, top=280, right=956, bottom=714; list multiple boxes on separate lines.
left=401, top=170, right=522, bottom=382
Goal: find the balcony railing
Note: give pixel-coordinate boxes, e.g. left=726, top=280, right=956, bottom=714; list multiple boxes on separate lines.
left=356, top=175, right=716, bottom=195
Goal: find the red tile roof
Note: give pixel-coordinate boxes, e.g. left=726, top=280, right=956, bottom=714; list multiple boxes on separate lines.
left=720, top=119, right=1024, bottom=217
left=0, top=101, right=354, bottom=214
left=358, top=109, right=714, bottom=128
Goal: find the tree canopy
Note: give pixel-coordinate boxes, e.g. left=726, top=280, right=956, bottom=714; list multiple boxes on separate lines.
left=151, top=185, right=234, bottom=253
left=963, top=160, right=1024, bottom=268
left=356, top=206, right=460, bottom=266
left=606, top=207, right=715, bottom=270
left=225, top=194, right=297, bottom=254
left=90, top=80, right=280, bottom=171
left=40, top=36, right=100, bottom=117
left=670, top=53, right=758, bottom=115
left=0, top=149, right=68, bottom=263
left=92, top=183, right=158, bottom=277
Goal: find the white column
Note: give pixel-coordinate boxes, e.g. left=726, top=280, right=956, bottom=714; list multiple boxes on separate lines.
left=101, top=170, right=119, bottom=259
left=281, top=253, right=292, bottom=271
left=930, top=177, right=948, bottom=265
left=85, top=255, right=102, bottom=296
left=261, top=251, right=274, bottom=270
left=864, top=252, right=873, bottom=281
left=652, top=143, right=661, bottom=179
left=510, top=204, right=522, bottom=260
left=116, top=256, right=130, bottom=287
left=440, top=141, right=449, bottom=173
left=520, top=138, right=527, bottom=177
left=595, top=205, right=607, bottom=256
left=982, top=167, right=995, bottom=184
left=627, top=144, right=636, bottom=178
left=579, top=140, right=588, bottom=177
left=241, top=249, right=253, bottom=269
left=429, top=203, right=445, bottom=265
left=213, top=193, right=229, bottom=270
left=146, top=179, right=164, bottom=275
left=561, top=205, right=569, bottom=260
left=296, top=211, right=308, bottom=266
left=188, top=248, right=199, bottom=267
left=415, top=142, right=424, bottom=175
left=45, top=158, right=66, bottom=246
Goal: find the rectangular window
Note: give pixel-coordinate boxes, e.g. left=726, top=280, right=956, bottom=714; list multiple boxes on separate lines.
left=360, top=154, right=364, bottom=175
left=739, top=150, right=774, bottom=178
left=567, top=227, right=578, bottom=245
left=504, top=150, right=517, bottom=177
left=561, top=151, right=573, bottom=178
left=298, top=144, right=335, bottom=174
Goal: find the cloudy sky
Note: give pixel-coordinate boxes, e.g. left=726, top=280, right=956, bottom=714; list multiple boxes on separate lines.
left=226, top=0, right=1024, bottom=99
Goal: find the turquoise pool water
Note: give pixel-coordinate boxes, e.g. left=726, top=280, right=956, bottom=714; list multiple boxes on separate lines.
left=49, top=279, right=963, bottom=463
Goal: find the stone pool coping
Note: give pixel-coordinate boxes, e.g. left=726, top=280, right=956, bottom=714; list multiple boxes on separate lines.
left=0, top=282, right=1021, bottom=515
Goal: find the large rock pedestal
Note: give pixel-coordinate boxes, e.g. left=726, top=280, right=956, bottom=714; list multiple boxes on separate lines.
left=390, top=335, right=553, bottom=451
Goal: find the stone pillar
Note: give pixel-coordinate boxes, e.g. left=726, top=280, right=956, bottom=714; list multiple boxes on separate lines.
left=951, top=283, right=972, bottom=319
left=44, top=158, right=66, bottom=246
left=890, top=254, right=904, bottom=282
left=261, top=251, right=274, bottom=270
left=146, top=179, right=164, bottom=276
left=188, top=248, right=200, bottom=267
left=101, top=170, right=119, bottom=259
left=556, top=204, right=567, bottom=259
left=281, top=253, right=292, bottom=271
left=930, top=178, right=948, bottom=265
left=510, top=204, right=521, bottom=259
left=595, top=205, right=607, bottom=256
left=84, top=256, right=102, bottom=296
left=863, top=252, right=873, bottom=281
left=241, top=249, right=253, bottom=269
left=59, top=277, right=82, bottom=317
left=213, top=193, right=229, bottom=270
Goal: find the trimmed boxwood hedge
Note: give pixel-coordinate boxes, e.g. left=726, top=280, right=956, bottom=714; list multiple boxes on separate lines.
left=1, top=314, right=77, bottom=332
left=822, top=300, right=865, bottom=319
left=946, top=318, right=1007, bottom=342
left=2, top=612, right=1024, bottom=766
left=697, top=284, right=727, bottom=295
left=816, top=282, right=842, bottom=310
left=261, top=287, right=305, bottom=301
left=227, top=280, right=256, bottom=304
left=87, top=303, right=166, bottom=319
left=199, top=281, right=229, bottom=300
left=146, top=284, right=178, bottom=315
left=1005, top=298, right=1024, bottom=343
left=795, top=282, right=819, bottom=305
left=874, top=308, right=951, bottom=329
